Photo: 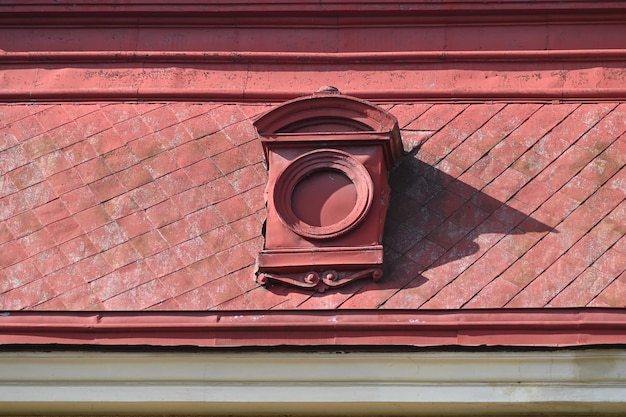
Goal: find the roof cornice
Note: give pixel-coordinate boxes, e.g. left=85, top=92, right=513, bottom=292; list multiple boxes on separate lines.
left=2, top=1, right=626, bottom=25
left=2, top=1, right=626, bottom=103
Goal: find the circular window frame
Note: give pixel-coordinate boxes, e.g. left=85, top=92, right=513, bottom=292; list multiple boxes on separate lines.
left=274, top=149, right=374, bottom=240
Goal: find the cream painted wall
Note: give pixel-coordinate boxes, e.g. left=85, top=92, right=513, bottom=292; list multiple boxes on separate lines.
left=0, top=350, right=625, bottom=415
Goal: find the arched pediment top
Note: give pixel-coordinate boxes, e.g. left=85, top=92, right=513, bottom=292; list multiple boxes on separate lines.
left=254, top=94, right=399, bottom=135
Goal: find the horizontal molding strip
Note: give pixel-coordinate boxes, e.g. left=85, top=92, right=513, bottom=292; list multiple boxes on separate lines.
left=1, top=309, right=625, bottom=347
left=2, top=58, right=625, bottom=102
left=3, top=0, right=626, bottom=14
left=3, top=49, right=626, bottom=64
left=1, top=350, right=625, bottom=415
left=2, top=88, right=626, bottom=104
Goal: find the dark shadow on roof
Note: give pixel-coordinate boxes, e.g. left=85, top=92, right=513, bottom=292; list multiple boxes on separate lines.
left=263, top=148, right=555, bottom=304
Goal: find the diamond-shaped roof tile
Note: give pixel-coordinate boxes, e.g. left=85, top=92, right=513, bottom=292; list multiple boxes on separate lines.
left=0, top=101, right=624, bottom=310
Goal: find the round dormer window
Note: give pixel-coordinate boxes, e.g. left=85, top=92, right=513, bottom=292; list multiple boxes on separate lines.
left=273, top=149, right=374, bottom=240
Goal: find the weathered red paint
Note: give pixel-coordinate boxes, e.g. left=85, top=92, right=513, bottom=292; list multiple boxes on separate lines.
left=1, top=309, right=625, bottom=347
left=0, top=1, right=624, bottom=349
left=0, top=101, right=623, bottom=311
left=256, top=93, right=402, bottom=291
left=2, top=1, right=626, bottom=102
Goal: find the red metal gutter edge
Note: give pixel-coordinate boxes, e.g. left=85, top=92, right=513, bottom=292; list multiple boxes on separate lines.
left=2, top=1, right=626, bottom=29
left=0, top=309, right=624, bottom=348
left=4, top=50, right=626, bottom=64
left=2, top=88, right=625, bottom=105
left=3, top=0, right=626, bottom=16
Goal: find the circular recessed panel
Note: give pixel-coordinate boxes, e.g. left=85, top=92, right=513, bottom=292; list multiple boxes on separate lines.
left=274, top=149, right=374, bottom=240
left=291, top=170, right=357, bottom=227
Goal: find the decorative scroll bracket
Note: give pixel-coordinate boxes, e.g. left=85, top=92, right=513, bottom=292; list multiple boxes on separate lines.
left=258, top=268, right=383, bottom=293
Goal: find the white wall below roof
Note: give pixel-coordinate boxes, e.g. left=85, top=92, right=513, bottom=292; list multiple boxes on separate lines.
left=0, top=350, right=625, bottom=416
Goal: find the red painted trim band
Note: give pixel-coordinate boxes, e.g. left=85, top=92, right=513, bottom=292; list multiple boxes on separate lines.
left=2, top=88, right=625, bottom=104
left=3, top=50, right=626, bottom=64
left=1, top=309, right=625, bottom=347
left=3, top=0, right=626, bottom=17
left=2, top=58, right=625, bottom=103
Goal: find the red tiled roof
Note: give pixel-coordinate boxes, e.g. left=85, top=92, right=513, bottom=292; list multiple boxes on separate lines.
left=0, top=101, right=624, bottom=310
